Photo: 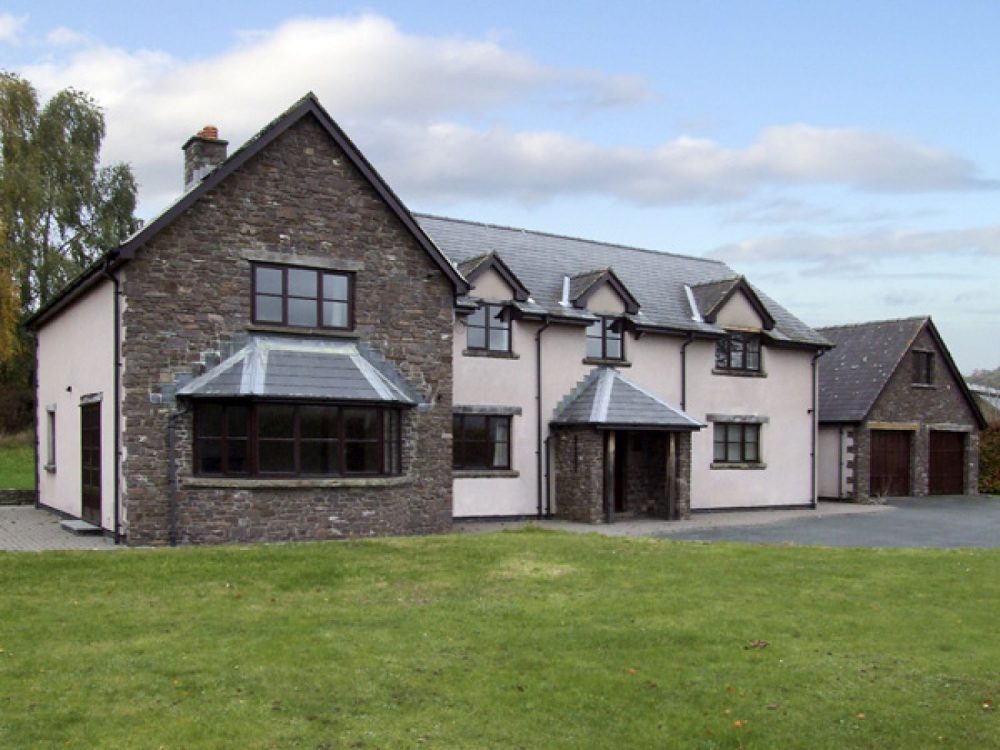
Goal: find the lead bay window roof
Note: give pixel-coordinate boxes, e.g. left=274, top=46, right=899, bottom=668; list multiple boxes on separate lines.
left=177, top=335, right=418, bottom=404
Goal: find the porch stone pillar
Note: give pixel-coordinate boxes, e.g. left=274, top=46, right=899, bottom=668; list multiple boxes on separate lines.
left=552, top=427, right=605, bottom=522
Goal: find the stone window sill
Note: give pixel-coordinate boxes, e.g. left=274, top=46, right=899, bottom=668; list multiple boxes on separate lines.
left=911, top=383, right=937, bottom=389
left=462, top=349, right=519, bottom=359
left=712, top=368, right=767, bottom=378
left=710, top=462, right=767, bottom=471
left=583, top=357, right=631, bottom=367
left=247, top=324, right=360, bottom=339
left=182, top=475, right=411, bottom=489
left=453, top=469, right=520, bottom=479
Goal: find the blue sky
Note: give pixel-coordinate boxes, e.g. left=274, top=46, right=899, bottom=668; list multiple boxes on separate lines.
left=2, top=1, right=998, bottom=371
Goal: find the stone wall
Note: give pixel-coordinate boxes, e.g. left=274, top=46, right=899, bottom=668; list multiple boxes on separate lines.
left=0, top=489, right=36, bottom=506
left=120, top=114, right=455, bottom=545
left=552, top=428, right=605, bottom=522
left=847, top=325, right=980, bottom=500
left=552, top=428, right=692, bottom=522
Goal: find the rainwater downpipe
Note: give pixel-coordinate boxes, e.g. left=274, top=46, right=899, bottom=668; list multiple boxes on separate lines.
left=680, top=333, right=694, bottom=411
left=99, top=258, right=122, bottom=544
left=810, top=349, right=826, bottom=508
left=535, top=316, right=551, bottom=518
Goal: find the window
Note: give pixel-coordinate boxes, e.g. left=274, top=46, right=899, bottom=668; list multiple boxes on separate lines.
left=466, top=303, right=510, bottom=352
left=252, top=263, right=352, bottom=330
left=194, top=402, right=401, bottom=477
left=453, top=414, right=511, bottom=470
left=585, top=316, right=624, bottom=360
left=713, top=423, right=761, bottom=464
left=715, top=333, right=761, bottom=372
left=913, top=350, right=934, bottom=385
left=44, top=407, right=56, bottom=470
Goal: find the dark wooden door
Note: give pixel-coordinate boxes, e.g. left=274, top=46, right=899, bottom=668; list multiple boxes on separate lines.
left=929, top=431, right=964, bottom=495
left=80, top=403, right=102, bottom=526
left=870, top=430, right=911, bottom=497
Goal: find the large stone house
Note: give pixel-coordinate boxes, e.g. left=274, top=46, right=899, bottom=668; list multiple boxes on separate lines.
left=816, top=317, right=985, bottom=500
left=29, top=94, right=831, bottom=545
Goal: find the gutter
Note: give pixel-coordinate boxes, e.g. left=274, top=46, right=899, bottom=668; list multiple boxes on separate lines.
left=810, top=349, right=826, bottom=509
left=680, top=333, right=694, bottom=411
left=99, top=258, right=123, bottom=544
left=535, top=316, right=551, bottom=518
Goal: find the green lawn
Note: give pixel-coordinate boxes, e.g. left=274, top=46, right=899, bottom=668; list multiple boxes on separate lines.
left=2, top=531, right=999, bottom=748
left=0, top=431, right=34, bottom=489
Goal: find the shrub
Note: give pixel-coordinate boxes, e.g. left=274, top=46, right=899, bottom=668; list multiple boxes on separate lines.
left=981, top=427, right=1000, bottom=495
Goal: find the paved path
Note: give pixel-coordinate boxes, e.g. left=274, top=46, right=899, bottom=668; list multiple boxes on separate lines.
left=659, top=496, right=1000, bottom=548
left=455, top=501, right=889, bottom=538
left=0, top=506, right=118, bottom=551
left=457, top=497, right=1000, bottom=548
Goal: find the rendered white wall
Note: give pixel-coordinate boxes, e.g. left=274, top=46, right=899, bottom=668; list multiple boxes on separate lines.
left=686, top=343, right=815, bottom=508
left=35, top=279, right=117, bottom=529
left=715, top=291, right=764, bottom=329
left=469, top=268, right=513, bottom=301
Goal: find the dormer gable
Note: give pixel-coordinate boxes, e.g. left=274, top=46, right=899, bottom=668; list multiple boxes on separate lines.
left=692, top=276, right=774, bottom=331
left=568, top=268, right=639, bottom=315
left=458, top=252, right=529, bottom=302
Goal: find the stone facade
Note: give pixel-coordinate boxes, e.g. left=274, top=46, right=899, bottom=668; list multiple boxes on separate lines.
left=120, top=114, right=455, bottom=545
left=552, top=428, right=692, bottom=522
left=845, top=326, right=980, bottom=501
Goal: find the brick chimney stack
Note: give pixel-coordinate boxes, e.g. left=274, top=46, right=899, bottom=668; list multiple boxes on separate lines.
left=182, top=125, right=228, bottom=190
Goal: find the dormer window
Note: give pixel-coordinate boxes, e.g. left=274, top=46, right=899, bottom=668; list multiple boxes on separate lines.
left=715, top=332, right=761, bottom=372
left=252, top=263, right=352, bottom=330
left=467, top=303, right=510, bottom=353
left=586, top=316, right=624, bottom=361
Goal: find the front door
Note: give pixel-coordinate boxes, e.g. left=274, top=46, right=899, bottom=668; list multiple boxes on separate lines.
left=80, top=403, right=101, bottom=525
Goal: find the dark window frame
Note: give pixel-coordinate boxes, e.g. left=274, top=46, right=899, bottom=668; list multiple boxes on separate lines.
left=715, top=332, right=761, bottom=372
left=585, top=316, right=625, bottom=361
left=712, top=423, right=761, bottom=464
left=452, top=413, right=512, bottom=470
left=466, top=302, right=511, bottom=353
left=913, top=350, right=934, bottom=385
left=193, top=401, right=402, bottom=478
left=251, top=262, right=354, bottom=331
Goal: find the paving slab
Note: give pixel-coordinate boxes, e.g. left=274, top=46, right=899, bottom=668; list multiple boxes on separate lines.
left=0, top=506, right=119, bottom=551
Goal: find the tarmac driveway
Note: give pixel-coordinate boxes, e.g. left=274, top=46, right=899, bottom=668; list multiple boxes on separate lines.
left=658, top=496, right=1000, bottom=548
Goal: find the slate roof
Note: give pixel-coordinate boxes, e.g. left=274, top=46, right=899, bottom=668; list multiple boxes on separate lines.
left=416, top=214, right=829, bottom=347
left=551, top=367, right=703, bottom=430
left=816, top=317, right=928, bottom=423
left=690, top=278, right=737, bottom=320
left=177, top=335, right=418, bottom=404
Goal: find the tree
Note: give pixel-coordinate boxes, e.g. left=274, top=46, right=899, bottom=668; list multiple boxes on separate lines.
left=0, top=72, right=139, bottom=364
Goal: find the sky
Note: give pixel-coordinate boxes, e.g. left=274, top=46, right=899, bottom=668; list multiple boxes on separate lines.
left=2, top=1, right=998, bottom=372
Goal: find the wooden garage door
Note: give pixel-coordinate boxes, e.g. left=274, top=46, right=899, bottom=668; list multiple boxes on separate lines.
left=929, top=431, right=964, bottom=495
left=870, top=430, right=911, bottom=497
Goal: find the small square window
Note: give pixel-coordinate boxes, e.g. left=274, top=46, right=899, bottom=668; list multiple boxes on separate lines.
left=466, top=303, right=511, bottom=353
left=252, top=263, right=353, bottom=330
left=715, top=333, right=761, bottom=372
left=713, top=423, right=762, bottom=464
left=585, top=316, right=624, bottom=361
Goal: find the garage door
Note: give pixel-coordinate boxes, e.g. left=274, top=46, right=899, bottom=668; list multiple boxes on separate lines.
left=870, top=430, right=911, bottom=497
left=929, top=431, right=964, bottom=495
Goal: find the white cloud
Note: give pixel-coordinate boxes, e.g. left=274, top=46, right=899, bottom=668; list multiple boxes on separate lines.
left=0, top=13, right=27, bottom=44
left=709, top=224, right=1000, bottom=266
left=15, top=13, right=996, bottom=216
left=45, top=26, right=89, bottom=47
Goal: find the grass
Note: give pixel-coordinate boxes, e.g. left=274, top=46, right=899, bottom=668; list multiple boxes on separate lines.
left=0, top=430, right=34, bottom=489
left=2, top=531, right=1000, bottom=748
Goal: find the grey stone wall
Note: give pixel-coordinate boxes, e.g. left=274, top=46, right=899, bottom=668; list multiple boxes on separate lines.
left=120, top=114, right=455, bottom=545
left=552, top=428, right=605, bottom=522
left=552, top=428, right=692, bottom=522
left=0, top=489, right=36, bottom=505
left=848, top=326, right=980, bottom=500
